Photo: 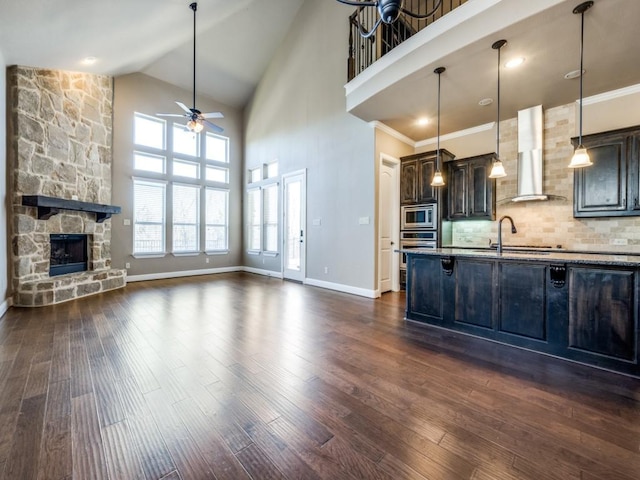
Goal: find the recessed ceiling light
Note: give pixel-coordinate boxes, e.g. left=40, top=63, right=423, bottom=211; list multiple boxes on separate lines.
left=478, top=98, right=494, bottom=106
left=505, top=57, right=525, bottom=69
left=564, top=69, right=585, bottom=79
left=82, top=56, right=97, bottom=65
left=416, top=117, right=429, bottom=126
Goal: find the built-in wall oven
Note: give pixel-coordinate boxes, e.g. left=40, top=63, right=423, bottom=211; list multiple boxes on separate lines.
left=399, top=230, right=437, bottom=287
left=401, top=204, right=437, bottom=230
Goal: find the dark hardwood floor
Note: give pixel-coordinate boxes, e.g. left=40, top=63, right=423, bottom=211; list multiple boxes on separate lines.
left=0, top=272, right=638, bottom=479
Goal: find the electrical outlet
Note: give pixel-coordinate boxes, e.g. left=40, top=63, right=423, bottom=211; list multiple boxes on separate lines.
left=324, top=267, right=328, bottom=274
left=612, top=238, right=628, bottom=246
left=205, top=257, right=210, bottom=264
left=123, top=218, right=131, bottom=226
left=125, top=262, right=130, bottom=269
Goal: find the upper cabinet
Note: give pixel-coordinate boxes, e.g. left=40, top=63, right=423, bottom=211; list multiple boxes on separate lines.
left=400, top=149, right=455, bottom=205
left=573, top=125, right=640, bottom=217
left=447, top=153, right=496, bottom=221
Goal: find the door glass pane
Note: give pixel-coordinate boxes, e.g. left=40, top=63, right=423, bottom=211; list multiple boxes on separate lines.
left=286, top=181, right=301, bottom=271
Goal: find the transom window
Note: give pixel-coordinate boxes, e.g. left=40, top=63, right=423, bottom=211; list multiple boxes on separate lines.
left=132, top=112, right=230, bottom=256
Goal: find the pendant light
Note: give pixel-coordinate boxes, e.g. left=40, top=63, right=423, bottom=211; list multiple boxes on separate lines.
left=431, top=66, right=446, bottom=187
left=489, top=40, right=507, bottom=178
left=568, top=1, right=594, bottom=168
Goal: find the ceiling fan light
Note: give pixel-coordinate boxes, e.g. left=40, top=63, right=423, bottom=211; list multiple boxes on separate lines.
left=431, top=169, right=445, bottom=187
left=489, top=160, right=507, bottom=178
left=187, top=119, right=203, bottom=133
left=568, top=146, right=592, bottom=168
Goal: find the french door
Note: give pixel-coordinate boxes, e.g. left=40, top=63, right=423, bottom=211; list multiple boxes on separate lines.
left=282, top=171, right=306, bottom=282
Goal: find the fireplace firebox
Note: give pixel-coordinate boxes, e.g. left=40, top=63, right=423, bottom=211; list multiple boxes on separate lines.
left=49, top=234, right=88, bottom=277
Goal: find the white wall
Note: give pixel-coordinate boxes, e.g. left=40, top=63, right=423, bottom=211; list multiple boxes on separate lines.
left=244, top=0, right=376, bottom=293
left=0, top=49, right=9, bottom=316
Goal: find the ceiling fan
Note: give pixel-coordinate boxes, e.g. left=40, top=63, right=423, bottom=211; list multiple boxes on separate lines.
left=336, top=0, right=443, bottom=38
left=158, top=2, right=224, bottom=134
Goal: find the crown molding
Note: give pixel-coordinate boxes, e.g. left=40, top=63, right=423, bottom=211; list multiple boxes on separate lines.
left=369, top=121, right=416, bottom=147
left=582, top=83, right=640, bottom=106
left=415, top=122, right=495, bottom=148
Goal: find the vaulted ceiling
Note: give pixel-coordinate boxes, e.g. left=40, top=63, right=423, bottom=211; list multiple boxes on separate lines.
left=0, top=0, right=305, bottom=108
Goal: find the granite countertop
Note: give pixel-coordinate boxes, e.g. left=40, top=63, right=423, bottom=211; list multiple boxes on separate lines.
left=398, top=247, right=640, bottom=267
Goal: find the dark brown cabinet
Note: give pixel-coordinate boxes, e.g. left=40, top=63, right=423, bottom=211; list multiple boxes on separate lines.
left=568, top=266, right=637, bottom=361
left=404, top=252, right=640, bottom=377
left=447, top=153, right=496, bottom=220
left=573, top=125, right=640, bottom=217
left=400, top=149, right=455, bottom=205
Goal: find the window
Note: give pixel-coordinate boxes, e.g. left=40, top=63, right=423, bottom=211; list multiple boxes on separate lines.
left=133, top=179, right=166, bottom=254
left=205, top=189, right=228, bottom=251
left=134, top=152, right=165, bottom=174
left=172, top=184, right=200, bottom=253
left=248, top=188, right=261, bottom=251
left=206, top=165, right=229, bottom=183
left=173, top=159, right=199, bottom=179
left=134, top=114, right=165, bottom=150
left=206, top=133, right=228, bottom=163
left=173, top=125, right=199, bottom=157
left=264, top=162, right=278, bottom=179
left=248, top=168, right=261, bottom=184
left=263, top=184, right=278, bottom=253
left=132, top=112, right=231, bottom=258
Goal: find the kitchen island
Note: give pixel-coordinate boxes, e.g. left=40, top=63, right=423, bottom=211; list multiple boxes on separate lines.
left=402, top=247, right=640, bottom=377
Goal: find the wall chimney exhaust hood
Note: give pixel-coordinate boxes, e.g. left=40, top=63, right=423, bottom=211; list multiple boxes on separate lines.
left=509, top=105, right=565, bottom=203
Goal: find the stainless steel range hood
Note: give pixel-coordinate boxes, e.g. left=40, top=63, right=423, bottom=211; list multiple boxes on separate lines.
left=510, top=105, right=564, bottom=202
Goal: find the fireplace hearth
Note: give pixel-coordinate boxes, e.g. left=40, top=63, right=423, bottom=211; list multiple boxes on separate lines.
left=50, top=234, right=88, bottom=277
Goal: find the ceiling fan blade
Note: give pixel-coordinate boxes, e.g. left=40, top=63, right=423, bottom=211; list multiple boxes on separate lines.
left=157, top=113, right=186, bottom=118
left=203, top=120, right=224, bottom=133
left=175, top=101, right=193, bottom=114
left=201, top=112, right=224, bottom=119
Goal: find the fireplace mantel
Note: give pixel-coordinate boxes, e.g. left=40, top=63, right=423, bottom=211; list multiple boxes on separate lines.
left=22, top=195, right=122, bottom=223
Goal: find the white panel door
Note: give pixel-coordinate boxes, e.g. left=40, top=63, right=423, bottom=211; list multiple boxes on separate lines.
left=283, top=171, right=306, bottom=282
left=379, top=156, right=400, bottom=293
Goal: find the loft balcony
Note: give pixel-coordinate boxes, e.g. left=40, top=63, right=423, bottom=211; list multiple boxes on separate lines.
left=346, top=0, right=468, bottom=82
left=342, top=0, right=640, bottom=144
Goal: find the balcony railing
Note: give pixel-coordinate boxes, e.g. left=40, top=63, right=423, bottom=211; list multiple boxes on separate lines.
left=347, top=0, right=468, bottom=81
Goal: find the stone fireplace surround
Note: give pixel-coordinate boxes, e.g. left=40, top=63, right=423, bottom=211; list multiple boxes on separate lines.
left=8, top=66, right=126, bottom=307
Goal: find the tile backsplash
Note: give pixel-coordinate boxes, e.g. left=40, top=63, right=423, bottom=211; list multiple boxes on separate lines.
left=446, top=103, right=640, bottom=253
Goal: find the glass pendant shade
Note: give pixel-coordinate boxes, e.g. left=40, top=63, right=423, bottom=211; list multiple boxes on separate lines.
left=489, top=159, right=507, bottom=178
left=431, top=169, right=445, bottom=187
left=568, top=146, right=592, bottom=168
left=568, top=1, right=594, bottom=168
left=430, top=66, right=446, bottom=187
left=187, top=119, right=204, bottom=133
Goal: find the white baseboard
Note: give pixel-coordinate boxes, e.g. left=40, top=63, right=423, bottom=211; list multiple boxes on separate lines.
left=0, top=297, right=11, bottom=318
left=127, top=266, right=242, bottom=283
left=126, top=268, right=373, bottom=298
left=304, top=278, right=378, bottom=299
left=126, top=266, right=284, bottom=283
left=243, top=267, right=284, bottom=279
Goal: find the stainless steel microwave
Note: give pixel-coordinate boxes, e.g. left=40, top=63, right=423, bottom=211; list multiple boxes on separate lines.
left=401, top=204, right=437, bottom=230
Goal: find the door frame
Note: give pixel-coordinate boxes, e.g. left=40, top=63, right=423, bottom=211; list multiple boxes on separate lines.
left=378, top=153, right=401, bottom=293
left=282, top=169, right=307, bottom=282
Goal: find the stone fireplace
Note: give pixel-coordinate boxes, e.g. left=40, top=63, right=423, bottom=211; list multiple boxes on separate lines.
left=7, top=66, right=126, bottom=306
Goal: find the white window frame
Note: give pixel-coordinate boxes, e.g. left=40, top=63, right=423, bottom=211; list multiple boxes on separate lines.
left=132, top=112, right=232, bottom=258
left=133, top=178, right=167, bottom=257
left=247, top=187, right=261, bottom=253
left=262, top=183, right=279, bottom=255
left=172, top=183, right=201, bottom=254
left=205, top=188, right=229, bottom=253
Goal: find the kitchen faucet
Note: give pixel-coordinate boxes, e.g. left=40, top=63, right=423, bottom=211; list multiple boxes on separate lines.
left=497, top=215, right=517, bottom=254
